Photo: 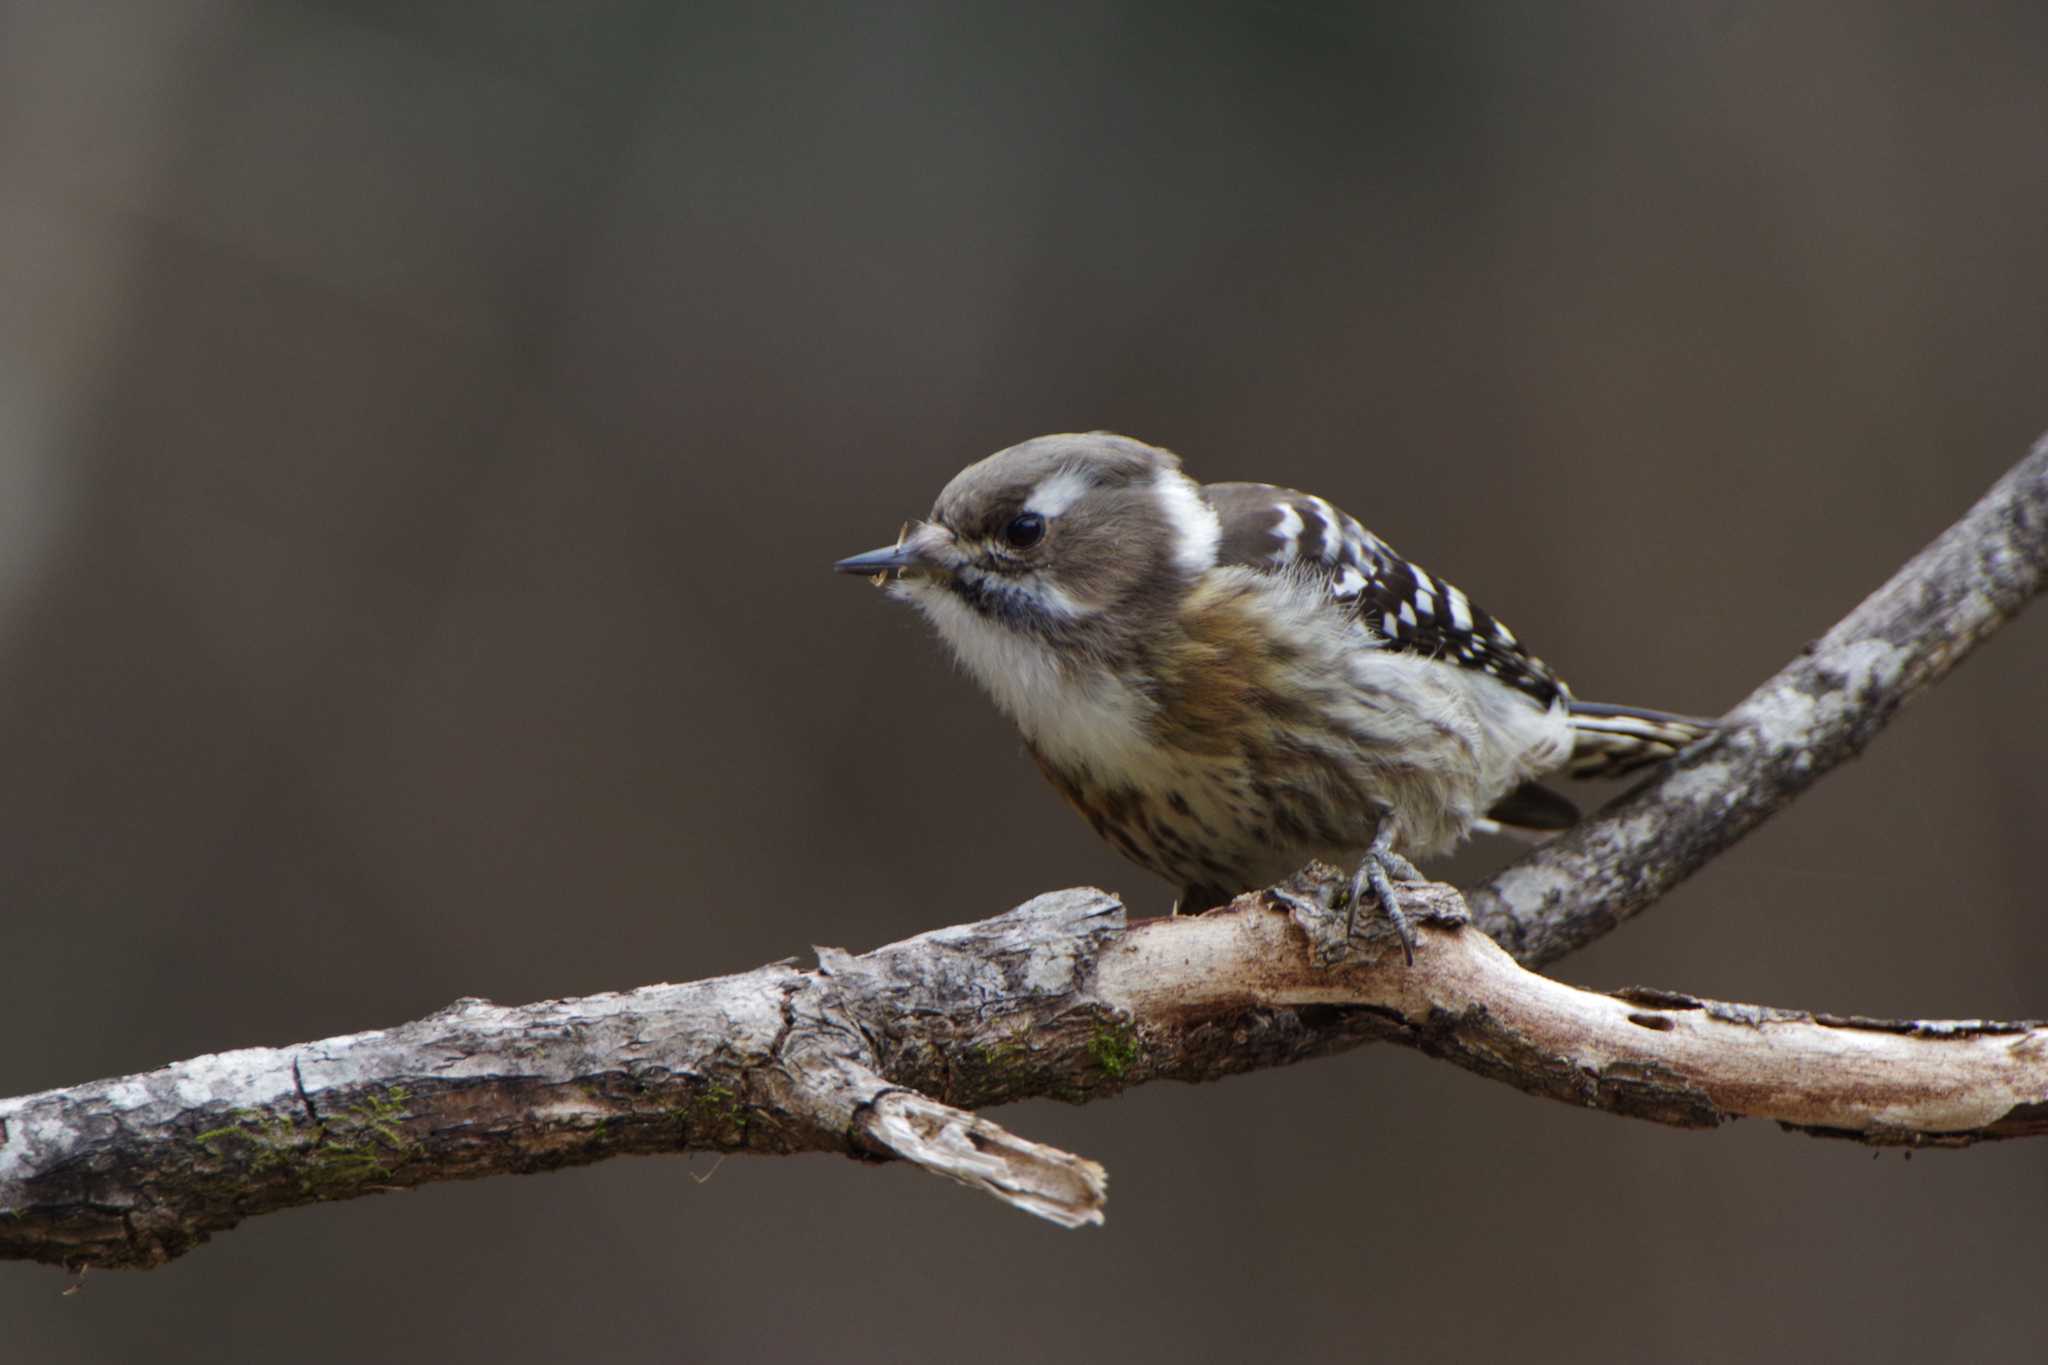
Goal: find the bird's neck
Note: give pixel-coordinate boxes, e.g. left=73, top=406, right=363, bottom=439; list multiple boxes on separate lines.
left=911, top=584, right=1164, bottom=771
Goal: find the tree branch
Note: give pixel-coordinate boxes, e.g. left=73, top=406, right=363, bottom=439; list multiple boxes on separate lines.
left=3, top=438, right=2045, bottom=1271
left=5, top=874, right=2046, bottom=1270
left=1472, top=435, right=2048, bottom=966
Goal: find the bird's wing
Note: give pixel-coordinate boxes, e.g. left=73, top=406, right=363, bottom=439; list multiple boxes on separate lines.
left=1204, top=481, right=1566, bottom=707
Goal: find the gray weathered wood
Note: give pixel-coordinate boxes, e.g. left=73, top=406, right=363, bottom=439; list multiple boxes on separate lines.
left=6, top=873, right=2046, bottom=1271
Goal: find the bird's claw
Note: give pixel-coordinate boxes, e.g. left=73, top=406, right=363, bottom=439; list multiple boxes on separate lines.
left=1348, top=807, right=1425, bottom=966
left=1268, top=850, right=1427, bottom=969
left=1347, top=849, right=1420, bottom=967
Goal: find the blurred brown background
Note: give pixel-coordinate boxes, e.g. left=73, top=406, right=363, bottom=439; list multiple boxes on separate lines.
left=4, top=2, right=2046, bottom=1360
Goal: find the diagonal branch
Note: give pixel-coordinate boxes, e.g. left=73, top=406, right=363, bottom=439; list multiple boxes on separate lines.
left=2, top=437, right=2045, bottom=1272
left=1472, top=436, right=2048, bottom=966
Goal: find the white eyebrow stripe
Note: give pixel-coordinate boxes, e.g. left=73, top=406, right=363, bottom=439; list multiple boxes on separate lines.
left=1154, top=469, right=1221, bottom=574
left=1023, top=468, right=1094, bottom=518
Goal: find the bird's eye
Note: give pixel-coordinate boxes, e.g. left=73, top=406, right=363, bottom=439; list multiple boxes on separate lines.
left=1003, top=513, right=1046, bottom=549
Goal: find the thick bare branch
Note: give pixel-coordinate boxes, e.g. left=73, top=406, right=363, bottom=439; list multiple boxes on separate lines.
left=0, top=889, right=1135, bottom=1269
left=1099, top=881, right=2048, bottom=1144
left=1473, top=437, right=2048, bottom=966
left=6, top=872, right=2045, bottom=1271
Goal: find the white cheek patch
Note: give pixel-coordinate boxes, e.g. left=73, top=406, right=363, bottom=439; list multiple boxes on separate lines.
left=1154, top=469, right=1222, bottom=574
left=1035, top=576, right=1095, bottom=619
left=1024, top=468, right=1094, bottom=518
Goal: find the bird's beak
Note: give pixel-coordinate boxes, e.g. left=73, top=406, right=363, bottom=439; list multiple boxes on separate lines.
left=833, top=523, right=947, bottom=585
left=833, top=543, right=922, bottom=577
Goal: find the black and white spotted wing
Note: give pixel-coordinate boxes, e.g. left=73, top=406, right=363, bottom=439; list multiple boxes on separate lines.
left=1204, top=482, right=1567, bottom=707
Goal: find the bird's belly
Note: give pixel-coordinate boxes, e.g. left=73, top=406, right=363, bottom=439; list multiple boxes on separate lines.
left=1032, top=738, right=1385, bottom=904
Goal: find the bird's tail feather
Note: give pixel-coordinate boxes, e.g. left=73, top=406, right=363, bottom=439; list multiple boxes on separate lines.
left=1565, top=700, right=1717, bottom=779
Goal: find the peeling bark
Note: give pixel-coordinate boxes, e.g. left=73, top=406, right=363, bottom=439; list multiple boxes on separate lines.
left=0, top=890, right=1135, bottom=1268
left=6, top=873, right=2046, bottom=1271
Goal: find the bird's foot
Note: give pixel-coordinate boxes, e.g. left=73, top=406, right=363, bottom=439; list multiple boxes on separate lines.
left=1267, top=812, right=1452, bottom=966
left=1267, top=857, right=1426, bottom=969
left=1347, top=847, right=1422, bottom=965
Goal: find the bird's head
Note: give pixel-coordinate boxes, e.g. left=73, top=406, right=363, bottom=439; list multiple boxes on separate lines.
left=833, top=433, right=1221, bottom=657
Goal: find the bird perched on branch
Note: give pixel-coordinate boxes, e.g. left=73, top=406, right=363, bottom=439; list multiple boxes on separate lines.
left=834, top=432, right=1712, bottom=962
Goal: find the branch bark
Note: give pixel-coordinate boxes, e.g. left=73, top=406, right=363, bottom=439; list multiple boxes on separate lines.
left=1472, top=435, right=2048, bottom=966
left=5, top=874, right=2046, bottom=1270
left=3, top=439, right=2045, bottom=1272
